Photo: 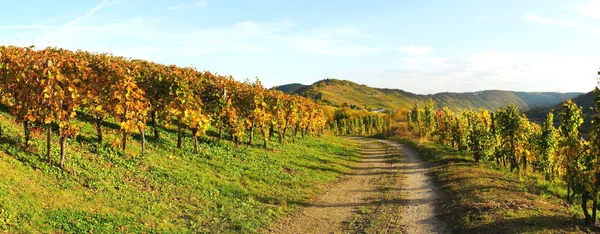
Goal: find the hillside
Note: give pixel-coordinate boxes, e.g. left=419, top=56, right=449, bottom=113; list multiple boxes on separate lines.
left=273, top=83, right=307, bottom=94
left=287, top=79, right=582, bottom=111
left=525, top=91, right=595, bottom=119
left=525, top=91, right=595, bottom=131
left=0, top=106, right=360, bottom=233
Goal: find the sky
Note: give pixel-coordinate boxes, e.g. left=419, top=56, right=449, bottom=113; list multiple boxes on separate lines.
left=1, top=0, right=599, bottom=94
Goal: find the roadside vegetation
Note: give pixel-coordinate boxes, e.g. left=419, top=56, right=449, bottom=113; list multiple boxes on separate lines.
left=396, top=138, right=593, bottom=233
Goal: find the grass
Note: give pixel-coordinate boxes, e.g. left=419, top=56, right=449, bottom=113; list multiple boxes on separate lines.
left=0, top=107, right=361, bottom=233
left=393, top=137, right=595, bottom=234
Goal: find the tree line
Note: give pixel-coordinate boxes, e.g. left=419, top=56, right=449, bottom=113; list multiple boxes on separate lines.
left=0, top=46, right=328, bottom=169
left=403, top=84, right=600, bottom=225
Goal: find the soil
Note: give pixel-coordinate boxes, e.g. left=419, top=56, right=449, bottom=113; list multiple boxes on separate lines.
left=265, top=137, right=448, bottom=234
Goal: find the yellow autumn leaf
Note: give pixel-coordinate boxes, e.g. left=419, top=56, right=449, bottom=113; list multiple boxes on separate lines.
left=44, top=116, right=53, bottom=124
left=26, top=114, right=36, bottom=122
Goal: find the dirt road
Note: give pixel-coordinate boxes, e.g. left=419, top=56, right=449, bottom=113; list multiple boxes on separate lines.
left=266, top=138, right=448, bottom=234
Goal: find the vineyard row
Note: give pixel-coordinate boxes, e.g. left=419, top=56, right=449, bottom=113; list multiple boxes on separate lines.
left=0, top=46, right=345, bottom=169
left=395, top=93, right=600, bottom=225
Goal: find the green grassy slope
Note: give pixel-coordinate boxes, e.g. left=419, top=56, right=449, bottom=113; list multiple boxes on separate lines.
left=396, top=138, right=593, bottom=233
left=291, top=79, right=582, bottom=111
left=0, top=108, right=360, bottom=233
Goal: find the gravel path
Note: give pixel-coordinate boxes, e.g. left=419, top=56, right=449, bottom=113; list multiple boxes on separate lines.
left=376, top=139, right=448, bottom=234
left=265, top=138, right=448, bottom=234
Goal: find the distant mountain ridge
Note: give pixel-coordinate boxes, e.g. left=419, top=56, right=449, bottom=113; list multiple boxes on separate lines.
left=276, top=79, right=584, bottom=112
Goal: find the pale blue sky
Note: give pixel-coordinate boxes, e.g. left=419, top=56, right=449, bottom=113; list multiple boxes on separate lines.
left=1, top=0, right=599, bottom=94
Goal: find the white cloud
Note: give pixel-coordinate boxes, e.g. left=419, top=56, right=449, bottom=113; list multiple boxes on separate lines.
left=523, top=14, right=577, bottom=27
left=395, top=45, right=435, bottom=55
left=2, top=0, right=124, bottom=49
left=168, top=0, right=207, bottom=10
left=174, top=24, right=381, bottom=56
left=0, top=25, right=58, bottom=30
left=166, top=21, right=294, bottom=55
left=523, top=13, right=600, bottom=35
left=284, top=27, right=381, bottom=56
left=171, top=38, right=274, bottom=55
left=286, top=36, right=381, bottom=56
left=573, top=0, right=600, bottom=18
left=316, top=27, right=377, bottom=39
left=171, top=21, right=294, bottom=42
left=65, top=0, right=108, bottom=27
left=2, top=0, right=381, bottom=60
left=342, top=52, right=599, bottom=94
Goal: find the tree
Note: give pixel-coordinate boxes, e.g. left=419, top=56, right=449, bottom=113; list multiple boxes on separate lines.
left=165, top=66, right=207, bottom=151
left=110, top=60, right=150, bottom=153
left=0, top=46, right=39, bottom=150
left=467, top=108, right=494, bottom=162
left=518, top=115, right=539, bottom=173
left=270, top=90, right=290, bottom=144
left=423, top=99, right=436, bottom=138
left=436, top=107, right=455, bottom=145
left=454, top=111, right=470, bottom=152
left=133, top=61, right=172, bottom=141
left=82, top=53, right=120, bottom=144
left=238, top=79, right=270, bottom=147
left=537, top=112, right=559, bottom=179
left=231, top=81, right=251, bottom=146
left=201, top=74, right=233, bottom=140
left=282, top=95, right=300, bottom=141
left=250, top=80, right=271, bottom=148
left=184, top=68, right=211, bottom=154
left=409, top=101, right=421, bottom=137
left=581, top=86, right=600, bottom=225
left=43, top=48, right=89, bottom=168
left=558, top=100, right=584, bottom=203
left=496, top=104, right=523, bottom=171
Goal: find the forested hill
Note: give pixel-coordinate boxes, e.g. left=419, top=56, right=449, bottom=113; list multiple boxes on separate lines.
left=277, top=79, right=583, bottom=111
left=273, top=83, right=308, bottom=94
left=525, top=91, right=595, bottom=131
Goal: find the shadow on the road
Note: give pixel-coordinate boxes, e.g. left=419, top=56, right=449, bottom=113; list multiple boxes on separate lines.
left=344, top=171, right=400, bottom=176
left=308, top=197, right=431, bottom=208
left=346, top=166, right=399, bottom=170
left=356, top=155, right=396, bottom=159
